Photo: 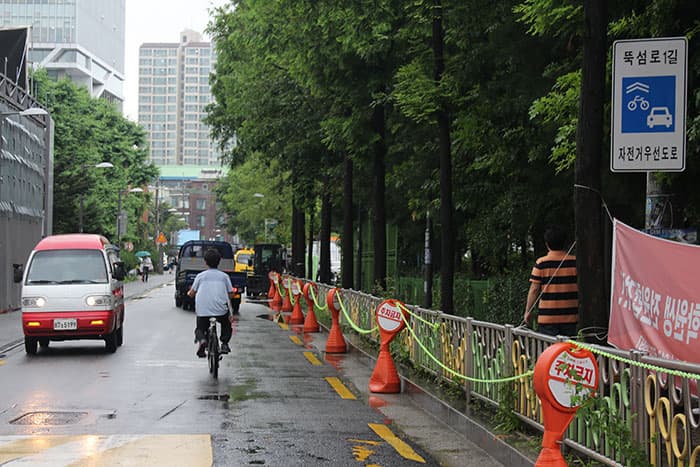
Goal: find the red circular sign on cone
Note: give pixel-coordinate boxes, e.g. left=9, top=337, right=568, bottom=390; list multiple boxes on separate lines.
left=302, top=282, right=320, bottom=333
left=369, top=299, right=408, bottom=394
left=533, top=342, right=598, bottom=466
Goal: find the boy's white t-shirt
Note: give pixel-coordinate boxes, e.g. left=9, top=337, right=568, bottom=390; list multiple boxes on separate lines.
left=191, top=268, right=232, bottom=317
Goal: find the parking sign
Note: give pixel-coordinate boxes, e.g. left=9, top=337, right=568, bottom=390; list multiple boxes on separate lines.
left=611, top=37, right=687, bottom=172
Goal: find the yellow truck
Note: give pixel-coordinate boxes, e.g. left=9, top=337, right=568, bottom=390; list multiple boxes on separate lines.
left=234, top=248, right=255, bottom=274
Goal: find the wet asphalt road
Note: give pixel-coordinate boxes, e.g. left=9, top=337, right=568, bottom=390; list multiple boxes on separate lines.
left=0, top=279, right=502, bottom=466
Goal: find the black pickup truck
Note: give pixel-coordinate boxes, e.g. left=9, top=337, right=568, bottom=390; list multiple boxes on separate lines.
left=174, top=240, right=247, bottom=312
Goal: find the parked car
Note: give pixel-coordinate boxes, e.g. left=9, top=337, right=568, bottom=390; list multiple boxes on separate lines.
left=16, top=234, right=127, bottom=354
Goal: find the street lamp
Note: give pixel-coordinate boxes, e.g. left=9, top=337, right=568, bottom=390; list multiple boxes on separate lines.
left=78, top=161, right=114, bottom=233
left=0, top=107, right=49, bottom=118
left=117, top=187, right=144, bottom=247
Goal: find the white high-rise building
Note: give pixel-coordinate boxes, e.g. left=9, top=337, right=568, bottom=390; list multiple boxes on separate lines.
left=138, top=29, right=220, bottom=166
left=0, top=0, right=126, bottom=107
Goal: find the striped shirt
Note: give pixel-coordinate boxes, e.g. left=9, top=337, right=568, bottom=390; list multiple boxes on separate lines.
left=530, top=251, right=578, bottom=324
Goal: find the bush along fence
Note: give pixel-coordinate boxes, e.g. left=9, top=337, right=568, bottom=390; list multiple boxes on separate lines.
left=270, top=274, right=700, bottom=467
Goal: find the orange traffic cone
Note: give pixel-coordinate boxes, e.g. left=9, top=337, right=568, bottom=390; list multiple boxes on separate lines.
left=267, top=273, right=275, bottom=299
left=369, top=338, right=402, bottom=393
left=281, top=277, right=293, bottom=313
left=289, top=280, right=305, bottom=325
left=270, top=274, right=283, bottom=312
left=325, top=288, right=346, bottom=353
left=303, top=282, right=320, bottom=333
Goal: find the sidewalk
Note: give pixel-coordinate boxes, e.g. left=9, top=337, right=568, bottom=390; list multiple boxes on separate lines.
left=0, top=273, right=174, bottom=352
left=292, top=314, right=534, bottom=467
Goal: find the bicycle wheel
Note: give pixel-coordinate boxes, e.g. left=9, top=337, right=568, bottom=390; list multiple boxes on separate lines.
left=208, top=326, right=219, bottom=378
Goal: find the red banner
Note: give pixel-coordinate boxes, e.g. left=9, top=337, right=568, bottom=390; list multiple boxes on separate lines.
left=608, top=220, right=700, bottom=363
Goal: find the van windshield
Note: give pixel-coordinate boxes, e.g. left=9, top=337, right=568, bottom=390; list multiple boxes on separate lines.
left=26, top=250, right=108, bottom=284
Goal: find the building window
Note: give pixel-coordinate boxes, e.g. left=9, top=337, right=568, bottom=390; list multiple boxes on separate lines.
left=196, top=199, right=206, bottom=210
left=197, top=215, right=206, bottom=227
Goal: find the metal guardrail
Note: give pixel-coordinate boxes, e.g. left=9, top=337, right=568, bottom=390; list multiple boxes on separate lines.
left=305, top=280, right=700, bottom=466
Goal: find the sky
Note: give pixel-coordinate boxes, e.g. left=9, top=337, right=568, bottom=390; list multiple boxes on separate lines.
left=123, top=0, right=228, bottom=121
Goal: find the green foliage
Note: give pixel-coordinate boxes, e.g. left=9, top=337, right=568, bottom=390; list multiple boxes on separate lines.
left=481, top=270, right=530, bottom=325
left=33, top=69, right=157, bottom=240
left=528, top=71, right=580, bottom=172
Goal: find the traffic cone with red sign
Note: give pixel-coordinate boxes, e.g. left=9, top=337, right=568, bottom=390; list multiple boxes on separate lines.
left=267, top=271, right=276, bottom=299
left=281, top=277, right=293, bottom=313
left=270, top=272, right=283, bottom=312
left=325, top=288, right=347, bottom=353
left=533, top=342, right=599, bottom=467
left=302, top=282, right=320, bottom=333
left=369, top=299, right=407, bottom=393
left=289, top=280, right=305, bottom=325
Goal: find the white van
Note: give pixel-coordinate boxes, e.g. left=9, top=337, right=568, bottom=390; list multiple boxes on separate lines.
left=16, top=234, right=127, bottom=354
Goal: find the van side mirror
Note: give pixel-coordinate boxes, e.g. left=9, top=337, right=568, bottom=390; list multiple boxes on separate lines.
left=113, top=261, right=126, bottom=281
left=13, top=264, right=23, bottom=283
left=248, top=258, right=253, bottom=266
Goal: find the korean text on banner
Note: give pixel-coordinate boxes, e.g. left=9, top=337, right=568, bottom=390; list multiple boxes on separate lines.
left=608, top=219, right=700, bottom=363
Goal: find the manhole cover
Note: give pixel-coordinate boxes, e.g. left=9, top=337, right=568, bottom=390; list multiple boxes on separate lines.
left=10, top=411, right=88, bottom=425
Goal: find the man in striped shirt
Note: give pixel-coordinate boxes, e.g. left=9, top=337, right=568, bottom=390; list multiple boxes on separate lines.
left=524, top=226, right=578, bottom=337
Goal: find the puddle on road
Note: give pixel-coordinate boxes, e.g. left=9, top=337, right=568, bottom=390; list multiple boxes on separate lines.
left=198, top=394, right=230, bottom=401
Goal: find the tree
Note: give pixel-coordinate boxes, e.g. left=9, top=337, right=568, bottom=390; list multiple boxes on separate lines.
left=33, top=70, right=157, bottom=239
left=575, top=0, right=608, bottom=333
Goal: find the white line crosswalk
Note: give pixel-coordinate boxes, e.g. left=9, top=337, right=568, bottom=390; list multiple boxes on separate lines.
left=0, top=434, right=212, bottom=466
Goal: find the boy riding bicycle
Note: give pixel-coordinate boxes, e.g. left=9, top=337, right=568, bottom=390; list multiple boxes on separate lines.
left=187, top=248, right=234, bottom=357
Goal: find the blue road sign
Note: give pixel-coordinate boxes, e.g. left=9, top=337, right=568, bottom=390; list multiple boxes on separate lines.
left=621, top=76, right=675, bottom=133
left=611, top=37, right=687, bottom=172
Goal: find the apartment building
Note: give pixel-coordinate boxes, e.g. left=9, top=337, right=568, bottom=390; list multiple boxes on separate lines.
left=138, top=29, right=220, bottom=166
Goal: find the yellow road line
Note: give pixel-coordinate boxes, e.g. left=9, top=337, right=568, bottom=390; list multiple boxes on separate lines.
left=289, top=335, right=303, bottom=346
left=0, top=360, right=5, bottom=366
left=369, top=423, right=426, bottom=463
left=277, top=322, right=289, bottom=330
left=325, top=377, right=356, bottom=399
left=303, top=351, right=322, bottom=366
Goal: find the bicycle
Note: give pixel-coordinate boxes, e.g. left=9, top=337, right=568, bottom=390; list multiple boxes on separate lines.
left=207, top=317, right=221, bottom=378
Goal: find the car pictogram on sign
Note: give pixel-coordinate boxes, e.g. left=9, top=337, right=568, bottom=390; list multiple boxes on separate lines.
left=647, top=107, right=673, bottom=128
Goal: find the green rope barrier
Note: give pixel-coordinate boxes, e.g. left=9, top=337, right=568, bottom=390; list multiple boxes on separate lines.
left=276, top=279, right=286, bottom=298
left=308, top=284, right=328, bottom=311
left=567, top=340, right=700, bottom=381
left=335, top=291, right=378, bottom=335
left=397, top=302, right=440, bottom=330
left=399, top=312, right=532, bottom=383
left=286, top=279, right=296, bottom=306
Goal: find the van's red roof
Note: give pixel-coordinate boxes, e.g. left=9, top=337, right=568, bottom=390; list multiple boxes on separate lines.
left=34, top=234, right=110, bottom=251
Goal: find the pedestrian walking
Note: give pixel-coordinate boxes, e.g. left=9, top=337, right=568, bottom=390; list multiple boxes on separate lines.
left=524, top=226, right=578, bottom=337
left=141, top=255, right=153, bottom=282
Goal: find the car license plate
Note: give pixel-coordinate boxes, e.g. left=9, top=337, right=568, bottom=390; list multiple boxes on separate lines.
left=53, top=318, right=77, bottom=330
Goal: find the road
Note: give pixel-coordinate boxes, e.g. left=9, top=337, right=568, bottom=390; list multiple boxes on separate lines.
left=0, top=276, right=503, bottom=466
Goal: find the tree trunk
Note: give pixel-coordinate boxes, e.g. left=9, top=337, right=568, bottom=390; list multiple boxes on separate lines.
left=355, top=207, right=362, bottom=290
left=342, top=154, right=354, bottom=289
left=291, top=199, right=305, bottom=277
left=319, top=188, right=332, bottom=284
left=307, top=208, right=315, bottom=280
left=371, top=104, right=387, bottom=291
left=433, top=0, right=454, bottom=314
left=575, top=0, right=608, bottom=338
